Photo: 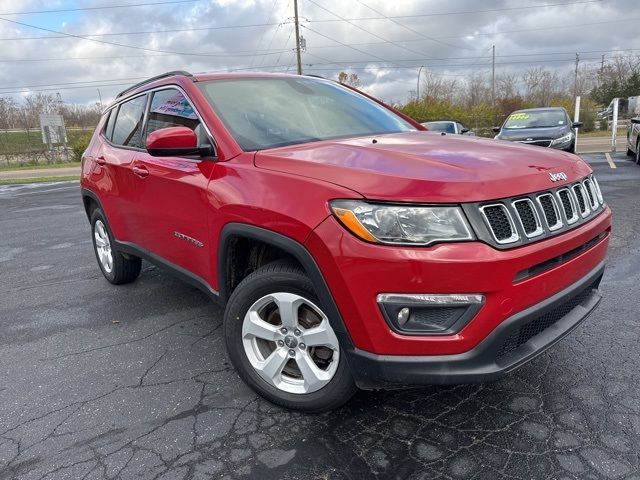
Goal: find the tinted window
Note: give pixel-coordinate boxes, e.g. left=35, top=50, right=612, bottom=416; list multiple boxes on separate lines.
left=426, top=122, right=455, bottom=133
left=104, top=109, right=117, bottom=141
left=111, top=95, right=147, bottom=148
left=503, top=110, right=567, bottom=129
left=198, top=78, right=415, bottom=150
left=146, top=89, right=200, bottom=135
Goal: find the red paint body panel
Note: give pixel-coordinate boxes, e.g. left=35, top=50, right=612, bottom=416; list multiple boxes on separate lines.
left=256, top=131, right=590, bottom=202
left=304, top=209, right=611, bottom=355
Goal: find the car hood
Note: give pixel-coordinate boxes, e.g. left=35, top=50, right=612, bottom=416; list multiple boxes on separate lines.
left=254, top=131, right=591, bottom=203
left=497, top=125, right=569, bottom=141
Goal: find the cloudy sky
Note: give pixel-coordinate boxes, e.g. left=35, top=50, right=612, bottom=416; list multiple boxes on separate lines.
left=0, top=0, right=637, bottom=106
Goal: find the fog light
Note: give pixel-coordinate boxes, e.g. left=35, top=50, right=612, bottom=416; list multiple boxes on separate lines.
left=398, top=307, right=411, bottom=325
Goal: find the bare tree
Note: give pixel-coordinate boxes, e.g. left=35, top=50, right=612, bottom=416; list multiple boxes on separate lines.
left=337, top=72, right=362, bottom=88
left=420, top=71, right=459, bottom=103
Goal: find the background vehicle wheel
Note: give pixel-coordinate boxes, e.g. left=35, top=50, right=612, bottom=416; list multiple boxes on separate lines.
left=224, top=260, right=357, bottom=412
left=90, top=208, right=141, bottom=285
left=636, top=141, right=640, bottom=165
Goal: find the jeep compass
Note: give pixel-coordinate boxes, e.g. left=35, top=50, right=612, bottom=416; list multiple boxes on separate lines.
left=80, top=71, right=611, bottom=411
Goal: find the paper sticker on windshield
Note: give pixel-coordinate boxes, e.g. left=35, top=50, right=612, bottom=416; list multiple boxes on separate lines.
left=152, top=93, right=198, bottom=120
left=509, top=113, right=530, bottom=120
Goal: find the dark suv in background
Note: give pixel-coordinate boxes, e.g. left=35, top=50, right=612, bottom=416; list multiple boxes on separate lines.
left=493, top=107, right=582, bottom=153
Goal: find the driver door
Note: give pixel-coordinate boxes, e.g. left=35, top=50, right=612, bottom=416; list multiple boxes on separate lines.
left=130, top=88, right=216, bottom=282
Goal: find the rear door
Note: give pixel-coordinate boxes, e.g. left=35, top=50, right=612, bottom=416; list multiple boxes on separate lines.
left=129, top=87, right=216, bottom=282
left=91, top=95, right=148, bottom=243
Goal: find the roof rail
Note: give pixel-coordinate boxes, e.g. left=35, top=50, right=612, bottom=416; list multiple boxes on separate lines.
left=116, top=70, right=195, bottom=99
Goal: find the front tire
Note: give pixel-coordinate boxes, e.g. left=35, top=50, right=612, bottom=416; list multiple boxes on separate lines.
left=90, top=208, right=141, bottom=285
left=223, top=261, right=356, bottom=412
left=636, top=140, right=640, bottom=165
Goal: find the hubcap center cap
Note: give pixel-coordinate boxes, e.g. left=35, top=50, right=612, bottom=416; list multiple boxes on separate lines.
left=283, top=335, right=298, bottom=349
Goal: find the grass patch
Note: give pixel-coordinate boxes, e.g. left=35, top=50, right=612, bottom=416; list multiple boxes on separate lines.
left=0, top=175, right=79, bottom=185
left=0, top=129, right=93, bottom=155
left=0, top=161, right=80, bottom=172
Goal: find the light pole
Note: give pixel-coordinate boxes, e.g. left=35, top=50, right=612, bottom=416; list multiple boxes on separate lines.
left=416, top=65, right=424, bottom=102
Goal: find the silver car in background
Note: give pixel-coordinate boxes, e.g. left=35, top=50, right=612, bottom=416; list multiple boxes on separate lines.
left=422, top=121, right=474, bottom=135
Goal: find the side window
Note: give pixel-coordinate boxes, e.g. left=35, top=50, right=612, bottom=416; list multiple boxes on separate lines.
left=111, top=95, right=147, bottom=148
left=146, top=89, right=201, bottom=138
left=104, top=109, right=117, bottom=141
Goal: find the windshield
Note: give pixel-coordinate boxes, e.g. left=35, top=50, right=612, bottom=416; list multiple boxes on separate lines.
left=425, top=121, right=455, bottom=133
left=503, top=110, right=567, bottom=129
left=198, top=78, right=416, bottom=150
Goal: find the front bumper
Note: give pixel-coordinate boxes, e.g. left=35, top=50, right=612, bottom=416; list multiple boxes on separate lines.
left=347, top=261, right=604, bottom=389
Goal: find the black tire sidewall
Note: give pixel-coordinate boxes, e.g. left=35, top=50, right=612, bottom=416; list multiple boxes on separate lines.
left=223, top=264, right=355, bottom=412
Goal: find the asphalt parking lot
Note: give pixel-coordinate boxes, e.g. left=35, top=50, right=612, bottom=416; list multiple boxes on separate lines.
left=1, top=153, right=639, bottom=480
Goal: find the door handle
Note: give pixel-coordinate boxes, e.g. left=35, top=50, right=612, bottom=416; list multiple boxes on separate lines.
left=95, top=156, right=107, bottom=166
left=132, top=165, right=149, bottom=178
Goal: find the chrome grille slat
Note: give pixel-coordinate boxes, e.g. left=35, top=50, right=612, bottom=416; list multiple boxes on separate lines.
left=583, top=179, right=599, bottom=209
left=572, top=184, right=591, bottom=217
left=536, top=193, right=563, bottom=231
left=479, top=204, right=519, bottom=244
left=557, top=188, right=579, bottom=224
left=512, top=199, right=543, bottom=238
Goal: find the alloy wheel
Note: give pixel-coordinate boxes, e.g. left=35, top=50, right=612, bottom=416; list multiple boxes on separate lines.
left=241, top=292, right=340, bottom=394
left=94, top=219, right=113, bottom=273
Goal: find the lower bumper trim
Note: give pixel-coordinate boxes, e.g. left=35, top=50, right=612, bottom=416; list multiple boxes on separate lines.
left=347, top=261, right=605, bottom=389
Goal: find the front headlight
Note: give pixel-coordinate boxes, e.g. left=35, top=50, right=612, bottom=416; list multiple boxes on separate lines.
left=551, top=132, right=573, bottom=146
left=330, top=200, right=474, bottom=246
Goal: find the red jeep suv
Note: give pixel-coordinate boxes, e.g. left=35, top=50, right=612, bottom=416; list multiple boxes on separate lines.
left=81, top=71, right=611, bottom=411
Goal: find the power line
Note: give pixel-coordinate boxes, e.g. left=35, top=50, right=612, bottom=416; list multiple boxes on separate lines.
left=353, top=0, right=471, bottom=51
left=307, top=0, right=603, bottom=21
left=304, top=0, right=434, bottom=59
left=0, top=0, right=200, bottom=16
left=300, top=24, right=407, bottom=68
left=0, top=16, right=279, bottom=58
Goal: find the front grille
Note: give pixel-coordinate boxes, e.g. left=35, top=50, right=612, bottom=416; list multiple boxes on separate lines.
left=480, top=205, right=517, bottom=243
left=469, top=174, right=605, bottom=249
left=497, top=278, right=599, bottom=360
left=517, top=140, right=552, bottom=147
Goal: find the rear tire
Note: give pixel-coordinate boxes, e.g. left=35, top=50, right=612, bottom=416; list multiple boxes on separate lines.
left=636, top=141, right=640, bottom=165
left=224, top=260, right=357, bottom=412
left=90, top=208, right=141, bottom=285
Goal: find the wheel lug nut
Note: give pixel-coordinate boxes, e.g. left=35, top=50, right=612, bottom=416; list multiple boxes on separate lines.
left=299, top=343, right=306, bottom=349
left=294, top=329, right=301, bottom=336
left=277, top=340, right=284, bottom=347
left=280, top=328, right=288, bottom=334
left=288, top=349, right=296, bottom=357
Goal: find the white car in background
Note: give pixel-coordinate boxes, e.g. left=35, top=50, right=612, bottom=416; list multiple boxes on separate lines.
left=422, top=120, right=474, bottom=135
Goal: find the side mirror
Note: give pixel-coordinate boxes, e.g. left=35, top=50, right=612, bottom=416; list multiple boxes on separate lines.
left=146, top=126, right=211, bottom=157
left=572, top=122, right=583, bottom=129
left=460, top=128, right=470, bottom=134
left=492, top=127, right=501, bottom=133
left=631, top=118, right=640, bottom=124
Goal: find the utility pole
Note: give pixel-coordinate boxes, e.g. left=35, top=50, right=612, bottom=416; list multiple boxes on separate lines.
left=574, top=53, right=580, bottom=99
left=600, top=54, right=605, bottom=73
left=97, top=88, right=103, bottom=111
left=491, top=45, right=496, bottom=107
left=293, top=0, right=302, bottom=75
left=417, top=65, right=424, bottom=102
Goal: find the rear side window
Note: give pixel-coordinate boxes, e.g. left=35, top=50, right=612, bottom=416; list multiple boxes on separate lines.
left=104, top=109, right=117, bottom=141
left=111, top=95, right=147, bottom=148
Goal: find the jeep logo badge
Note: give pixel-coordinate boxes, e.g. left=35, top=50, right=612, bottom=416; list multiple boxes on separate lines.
left=549, top=172, right=567, bottom=182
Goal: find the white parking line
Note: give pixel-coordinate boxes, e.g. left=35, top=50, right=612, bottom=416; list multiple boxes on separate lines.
left=605, top=153, right=617, bottom=169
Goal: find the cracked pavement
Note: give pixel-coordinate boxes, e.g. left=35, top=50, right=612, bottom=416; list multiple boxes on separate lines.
left=1, top=153, right=639, bottom=479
